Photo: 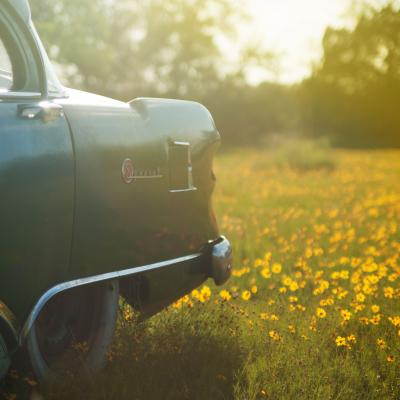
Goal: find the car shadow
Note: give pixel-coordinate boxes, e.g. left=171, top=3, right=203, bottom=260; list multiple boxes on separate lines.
left=4, top=303, right=245, bottom=400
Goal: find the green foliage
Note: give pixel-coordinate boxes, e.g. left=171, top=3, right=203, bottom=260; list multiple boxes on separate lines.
left=30, top=0, right=297, bottom=145
left=32, top=303, right=245, bottom=400
left=3, top=149, right=400, bottom=399
left=301, top=3, right=400, bottom=147
left=30, top=0, right=246, bottom=100
left=272, top=137, right=335, bottom=171
left=30, top=0, right=400, bottom=148
left=207, top=82, right=300, bottom=146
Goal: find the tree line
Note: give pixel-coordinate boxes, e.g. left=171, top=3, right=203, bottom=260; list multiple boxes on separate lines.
left=31, top=0, right=400, bottom=147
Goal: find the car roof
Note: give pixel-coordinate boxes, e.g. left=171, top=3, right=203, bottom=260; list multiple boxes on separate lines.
left=8, top=0, right=31, bottom=23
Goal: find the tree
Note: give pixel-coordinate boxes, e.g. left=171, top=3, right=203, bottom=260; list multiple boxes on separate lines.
left=30, top=0, right=244, bottom=100
left=31, top=0, right=301, bottom=146
left=301, top=3, right=400, bottom=147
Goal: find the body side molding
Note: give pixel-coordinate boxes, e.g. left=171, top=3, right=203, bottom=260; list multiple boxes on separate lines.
left=20, top=252, right=202, bottom=344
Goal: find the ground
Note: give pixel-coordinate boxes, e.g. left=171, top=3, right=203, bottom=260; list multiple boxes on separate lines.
left=3, top=148, right=400, bottom=399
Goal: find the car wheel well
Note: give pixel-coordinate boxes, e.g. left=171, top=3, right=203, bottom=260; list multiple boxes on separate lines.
left=119, top=274, right=150, bottom=311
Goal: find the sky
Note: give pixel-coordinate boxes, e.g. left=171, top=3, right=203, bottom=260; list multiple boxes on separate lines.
left=240, top=0, right=353, bottom=84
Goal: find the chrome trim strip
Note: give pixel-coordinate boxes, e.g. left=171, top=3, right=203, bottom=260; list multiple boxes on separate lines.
left=20, top=252, right=202, bottom=343
left=171, top=141, right=190, bottom=146
left=0, top=69, right=12, bottom=78
left=169, top=187, right=198, bottom=193
left=0, top=91, right=41, bottom=100
left=133, top=175, right=163, bottom=179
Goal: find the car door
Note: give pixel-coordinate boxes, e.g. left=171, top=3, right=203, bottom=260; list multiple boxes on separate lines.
left=0, top=7, right=74, bottom=320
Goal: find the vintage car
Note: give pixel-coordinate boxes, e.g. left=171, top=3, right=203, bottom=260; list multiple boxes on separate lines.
left=0, top=0, right=232, bottom=381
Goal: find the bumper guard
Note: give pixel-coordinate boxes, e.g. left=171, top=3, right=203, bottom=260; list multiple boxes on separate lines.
left=210, top=236, right=233, bottom=286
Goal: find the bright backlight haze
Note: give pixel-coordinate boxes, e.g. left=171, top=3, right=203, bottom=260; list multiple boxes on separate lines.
left=243, top=0, right=398, bottom=84
left=242, top=0, right=351, bottom=84
left=233, top=0, right=351, bottom=83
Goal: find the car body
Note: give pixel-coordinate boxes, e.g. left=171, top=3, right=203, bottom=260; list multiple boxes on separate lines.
left=0, top=0, right=232, bottom=380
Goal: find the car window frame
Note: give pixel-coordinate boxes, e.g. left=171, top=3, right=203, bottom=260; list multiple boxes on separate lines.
left=30, top=25, right=69, bottom=100
left=0, top=3, right=45, bottom=101
left=0, top=39, right=14, bottom=89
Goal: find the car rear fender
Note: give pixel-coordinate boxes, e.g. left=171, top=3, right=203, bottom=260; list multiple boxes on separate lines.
left=129, top=97, right=220, bottom=153
left=129, top=97, right=222, bottom=243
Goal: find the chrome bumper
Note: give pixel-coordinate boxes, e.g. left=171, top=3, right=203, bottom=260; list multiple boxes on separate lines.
left=211, top=236, right=233, bottom=286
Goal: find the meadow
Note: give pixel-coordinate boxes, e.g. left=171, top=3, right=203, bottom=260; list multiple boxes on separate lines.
left=3, top=147, right=400, bottom=400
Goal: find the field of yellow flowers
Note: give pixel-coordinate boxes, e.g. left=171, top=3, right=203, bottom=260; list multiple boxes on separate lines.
left=3, top=148, right=400, bottom=400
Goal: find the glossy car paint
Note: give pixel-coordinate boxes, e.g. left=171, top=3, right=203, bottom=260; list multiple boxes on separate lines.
left=0, top=1, right=75, bottom=335
left=60, top=91, right=220, bottom=279
left=0, top=99, right=75, bottom=320
left=0, top=0, right=227, bottom=348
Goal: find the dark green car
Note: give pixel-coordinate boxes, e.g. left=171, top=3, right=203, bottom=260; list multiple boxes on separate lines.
left=0, top=0, right=232, bottom=380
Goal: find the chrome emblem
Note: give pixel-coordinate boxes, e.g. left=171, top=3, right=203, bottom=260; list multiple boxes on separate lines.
left=121, top=158, right=163, bottom=184
left=121, top=158, right=135, bottom=184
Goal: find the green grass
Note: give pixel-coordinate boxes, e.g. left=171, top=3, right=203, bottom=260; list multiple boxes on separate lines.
left=2, top=148, right=400, bottom=399
left=266, top=137, right=336, bottom=171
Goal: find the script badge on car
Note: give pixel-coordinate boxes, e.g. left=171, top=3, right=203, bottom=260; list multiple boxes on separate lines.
left=121, top=158, right=135, bottom=184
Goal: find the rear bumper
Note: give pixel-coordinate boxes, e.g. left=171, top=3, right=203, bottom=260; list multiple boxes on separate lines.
left=210, top=236, right=233, bottom=286
left=20, top=236, right=233, bottom=343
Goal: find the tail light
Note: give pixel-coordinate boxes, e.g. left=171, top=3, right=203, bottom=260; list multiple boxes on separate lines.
left=168, top=141, right=196, bottom=192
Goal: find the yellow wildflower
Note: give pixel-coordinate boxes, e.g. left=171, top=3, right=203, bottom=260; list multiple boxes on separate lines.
left=253, top=258, right=264, bottom=268
left=316, top=308, right=327, bottom=318
left=305, top=247, right=313, bottom=258
left=347, top=334, right=356, bottom=344
left=219, top=290, right=232, bottom=301
left=356, top=293, right=365, bottom=302
left=388, top=316, right=400, bottom=327
left=370, top=314, right=381, bottom=325
left=272, top=263, right=282, bottom=274
left=340, top=309, right=352, bottom=321
left=371, top=305, right=380, bottom=313
left=376, top=338, right=386, bottom=349
left=335, top=336, right=347, bottom=347
left=261, top=268, right=271, bottom=279
left=259, top=312, right=269, bottom=320
left=241, top=290, right=251, bottom=301
left=384, top=287, right=394, bottom=298
left=268, top=330, right=282, bottom=342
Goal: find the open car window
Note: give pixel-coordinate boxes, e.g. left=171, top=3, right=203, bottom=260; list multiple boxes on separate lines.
left=0, top=5, right=64, bottom=98
left=0, top=37, right=13, bottom=91
left=0, top=7, right=42, bottom=96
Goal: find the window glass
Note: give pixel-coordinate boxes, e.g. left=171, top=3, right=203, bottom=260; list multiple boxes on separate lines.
left=0, top=37, right=13, bottom=91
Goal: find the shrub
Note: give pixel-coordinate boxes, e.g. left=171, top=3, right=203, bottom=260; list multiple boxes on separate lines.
left=273, top=137, right=335, bottom=171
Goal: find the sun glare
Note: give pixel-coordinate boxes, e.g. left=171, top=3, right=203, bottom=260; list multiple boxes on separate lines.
left=240, top=0, right=351, bottom=84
